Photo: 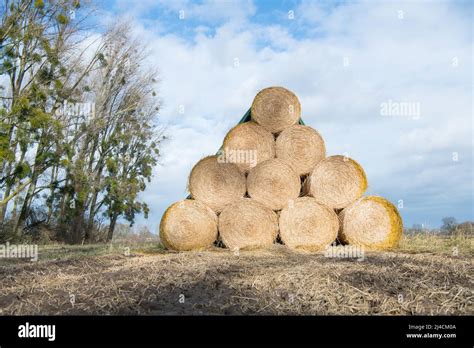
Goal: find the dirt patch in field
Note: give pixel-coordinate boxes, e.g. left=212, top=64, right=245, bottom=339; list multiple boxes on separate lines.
left=0, top=245, right=472, bottom=315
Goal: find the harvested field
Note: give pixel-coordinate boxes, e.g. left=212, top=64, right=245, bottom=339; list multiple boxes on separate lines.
left=0, top=239, right=472, bottom=315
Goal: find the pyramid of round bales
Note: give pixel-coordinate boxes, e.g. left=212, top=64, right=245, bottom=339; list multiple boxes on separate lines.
left=160, top=86, right=403, bottom=252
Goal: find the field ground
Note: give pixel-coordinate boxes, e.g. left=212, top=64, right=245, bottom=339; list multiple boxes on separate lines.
left=0, top=235, right=472, bottom=315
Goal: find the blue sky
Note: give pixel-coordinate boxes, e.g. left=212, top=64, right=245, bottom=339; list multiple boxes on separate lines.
left=91, top=0, right=472, bottom=230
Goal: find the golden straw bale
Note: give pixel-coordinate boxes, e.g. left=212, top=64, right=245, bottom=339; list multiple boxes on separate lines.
left=221, top=121, right=275, bottom=173
left=339, top=196, right=403, bottom=250
left=247, top=159, right=301, bottom=210
left=251, top=86, right=301, bottom=133
left=276, top=124, right=326, bottom=175
left=279, top=197, right=339, bottom=251
left=160, top=200, right=218, bottom=251
left=218, top=198, right=278, bottom=250
left=189, top=156, right=246, bottom=212
left=303, top=155, right=367, bottom=209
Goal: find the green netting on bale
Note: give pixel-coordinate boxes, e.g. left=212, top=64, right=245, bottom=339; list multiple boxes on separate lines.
left=237, top=108, right=305, bottom=125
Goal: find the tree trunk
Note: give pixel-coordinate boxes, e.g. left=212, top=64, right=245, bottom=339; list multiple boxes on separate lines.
left=58, top=174, right=71, bottom=220
left=46, top=164, right=59, bottom=223
left=85, top=188, right=98, bottom=242
left=57, top=183, right=71, bottom=241
left=107, top=213, right=118, bottom=242
left=70, top=199, right=85, bottom=244
left=2, top=148, right=27, bottom=224
left=11, top=187, right=22, bottom=221
left=85, top=162, right=104, bottom=241
left=0, top=181, right=12, bottom=224
left=84, top=140, right=100, bottom=242
left=12, top=174, right=37, bottom=236
left=0, top=160, right=15, bottom=224
left=12, top=128, right=45, bottom=235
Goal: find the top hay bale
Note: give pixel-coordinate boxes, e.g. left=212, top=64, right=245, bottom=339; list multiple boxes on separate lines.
left=160, top=199, right=218, bottom=251
left=276, top=124, right=326, bottom=176
left=338, top=196, right=403, bottom=250
left=251, top=86, right=301, bottom=133
left=188, top=155, right=246, bottom=212
left=303, top=155, right=367, bottom=209
left=222, top=121, right=275, bottom=173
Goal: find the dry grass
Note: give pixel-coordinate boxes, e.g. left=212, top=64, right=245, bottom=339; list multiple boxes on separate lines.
left=0, top=235, right=472, bottom=315
left=398, top=233, right=473, bottom=256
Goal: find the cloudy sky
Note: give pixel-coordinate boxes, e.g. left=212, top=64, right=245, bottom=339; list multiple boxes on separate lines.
left=95, top=0, right=472, bottom=230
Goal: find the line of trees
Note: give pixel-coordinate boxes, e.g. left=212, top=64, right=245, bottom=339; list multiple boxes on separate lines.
left=0, top=0, right=163, bottom=243
left=406, top=217, right=473, bottom=236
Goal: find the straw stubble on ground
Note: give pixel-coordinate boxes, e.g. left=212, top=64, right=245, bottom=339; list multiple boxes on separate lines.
left=0, top=245, right=471, bottom=315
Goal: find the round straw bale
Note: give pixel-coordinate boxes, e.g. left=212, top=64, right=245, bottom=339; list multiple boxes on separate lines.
left=303, top=155, right=367, bottom=209
left=160, top=200, right=218, bottom=251
left=279, top=197, right=339, bottom=251
left=276, top=125, right=326, bottom=175
left=188, top=155, right=246, bottom=212
left=218, top=198, right=278, bottom=250
left=338, top=196, right=403, bottom=250
left=247, top=159, right=301, bottom=210
left=221, top=121, right=275, bottom=173
left=251, top=86, right=301, bottom=133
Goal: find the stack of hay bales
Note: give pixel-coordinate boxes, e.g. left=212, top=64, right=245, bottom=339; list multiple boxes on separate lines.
left=160, top=86, right=403, bottom=252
